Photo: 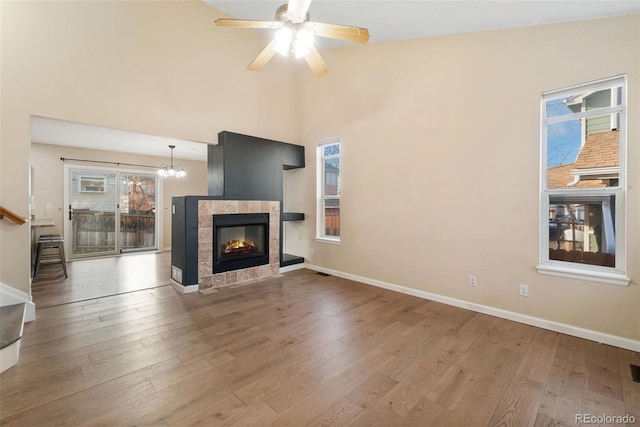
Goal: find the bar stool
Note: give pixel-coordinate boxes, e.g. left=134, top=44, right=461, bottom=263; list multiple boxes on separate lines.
left=33, top=234, right=68, bottom=279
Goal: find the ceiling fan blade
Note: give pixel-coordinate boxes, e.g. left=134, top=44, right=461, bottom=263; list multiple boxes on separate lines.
left=304, top=46, right=328, bottom=77
left=286, top=0, right=312, bottom=23
left=247, top=39, right=278, bottom=71
left=215, top=18, right=282, bottom=29
left=306, top=22, right=370, bottom=43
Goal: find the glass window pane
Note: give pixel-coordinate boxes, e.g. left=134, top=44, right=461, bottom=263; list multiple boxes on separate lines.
left=545, top=86, right=622, bottom=118
left=319, top=141, right=340, bottom=239
left=324, top=158, right=340, bottom=196
left=71, top=171, right=118, bottom=256
left=324, top=199, right=340, bottom=237
left=546, top=120, right=582, bottom=169
left=323, top=143, right=340, bottom=157
left=546, top=114, right=619, bottom=189
left=119, top=175, right=157, bottom=251
left=548, top=195, right=615, bottom=267
left=541, top=77, right=626, bottom=277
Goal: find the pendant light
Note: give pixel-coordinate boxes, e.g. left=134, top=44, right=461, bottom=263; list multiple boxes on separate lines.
left=157, top=145, right=186, bottom=178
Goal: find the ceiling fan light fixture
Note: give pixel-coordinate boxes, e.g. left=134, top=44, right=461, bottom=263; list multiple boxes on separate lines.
left=275, top=27, right=293, bottom=56
left=215, top=0, right=369, bottom=77
left=294, top=29, right=314, bottom=58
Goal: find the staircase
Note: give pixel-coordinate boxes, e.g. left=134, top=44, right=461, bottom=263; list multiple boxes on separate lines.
left=1, top=207, right=30, bottom=372
left=0, top=303, right=26, bottom=373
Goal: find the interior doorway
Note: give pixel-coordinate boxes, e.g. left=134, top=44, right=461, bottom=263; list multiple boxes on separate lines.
left=65, top=166, right=160, bottom=259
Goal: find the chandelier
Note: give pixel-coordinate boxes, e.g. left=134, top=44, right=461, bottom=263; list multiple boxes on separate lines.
left=157, top=145, right=186, bottom=178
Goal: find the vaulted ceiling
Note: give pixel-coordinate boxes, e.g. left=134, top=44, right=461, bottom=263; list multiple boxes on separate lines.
left=205, top=0, right=640, bottom=48
left=31, top=1, right=640, bottom=159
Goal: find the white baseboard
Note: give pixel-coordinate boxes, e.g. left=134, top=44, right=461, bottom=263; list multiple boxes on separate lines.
left=0, top=339, right=21, bottom=373
left=170, top=279, right=198, bottom=294
left=23, top=302, right=35, bottom=322
left=279, top=263, right=306, bottom=274
left=0, top=282, right=35, bottom=322
left=304, top=264, right=640, bottom=352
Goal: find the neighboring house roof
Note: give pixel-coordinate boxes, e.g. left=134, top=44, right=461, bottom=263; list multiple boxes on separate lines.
left=547, top=163, right=578, bottom=189
left=574, top=130, right=619, bottom=170
left=547, top=130, right=619, bottom=189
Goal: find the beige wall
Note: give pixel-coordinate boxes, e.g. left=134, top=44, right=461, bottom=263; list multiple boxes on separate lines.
left=1, top=1, right=298, bottom=294
left=30, top=143, right=207, bottom=250
left=297, top=15, right=640, bottom=342
left=2, top=1, right=638, bottom=345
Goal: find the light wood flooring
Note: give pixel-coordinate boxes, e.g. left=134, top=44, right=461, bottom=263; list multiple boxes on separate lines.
left=3, top=264, right=639, bottom=425
left=31, top=251, right=171, bottom=308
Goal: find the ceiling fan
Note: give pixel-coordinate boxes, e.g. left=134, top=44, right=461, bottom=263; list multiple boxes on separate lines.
left=215, top=0, right=370, bottom=77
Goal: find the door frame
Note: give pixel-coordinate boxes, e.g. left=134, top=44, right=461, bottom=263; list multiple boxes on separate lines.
left=63, top=164, right=163, bottom=259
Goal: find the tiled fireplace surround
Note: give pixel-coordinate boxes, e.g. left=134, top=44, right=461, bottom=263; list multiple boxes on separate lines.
left=197, top=200, right=280, bottom=292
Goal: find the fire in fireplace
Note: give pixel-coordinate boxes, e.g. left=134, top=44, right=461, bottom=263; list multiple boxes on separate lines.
left=213, top=213, right=269, bottom=273
left=223, top=239, right=256, bottom=255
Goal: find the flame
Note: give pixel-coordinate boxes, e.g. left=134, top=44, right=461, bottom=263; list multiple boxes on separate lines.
left=224, top=239, right=255, bottom=254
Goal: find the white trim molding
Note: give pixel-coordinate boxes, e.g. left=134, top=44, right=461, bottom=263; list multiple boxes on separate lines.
left=539, top=75, right=628, bottom=285
left=0, top=282, right=36, bottom=322
left=536, top=264, right=630, bottom=286
left=315, top=237, right=340, bottom=245
left=302, top=264, right=640, bottom=352
left=169, top=279, right=198, bottom=294
left=279, top=263, right=306, bottom=274
left=1, top=339, right=22, bottom=373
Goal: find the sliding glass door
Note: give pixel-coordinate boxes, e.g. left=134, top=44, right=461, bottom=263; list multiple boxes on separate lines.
left=118, top=174, right=157, bottom=253
left=68, top=169, right=158, bottom=258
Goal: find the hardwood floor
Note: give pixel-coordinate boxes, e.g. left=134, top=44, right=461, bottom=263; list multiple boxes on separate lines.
left=31, top=251, right=171, bottom=308
left=3, top=267, right=639, bottom=426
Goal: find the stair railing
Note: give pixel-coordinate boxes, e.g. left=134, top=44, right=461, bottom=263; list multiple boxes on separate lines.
left=0, top=206, right=28, bottom=225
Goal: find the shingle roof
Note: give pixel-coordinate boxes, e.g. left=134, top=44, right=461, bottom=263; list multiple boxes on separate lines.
left=574, top=130, right=619, bottom=170
left=546, top=130, right=619, bottom=189
left=547, top=163, right=575, bottom=189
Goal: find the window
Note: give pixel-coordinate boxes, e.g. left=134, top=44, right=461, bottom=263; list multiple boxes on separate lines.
left=78, top=176, right=106, bottom=193
left=538, top=76, right=629, bottom=286
left=317, top=141, right=340, bottom=242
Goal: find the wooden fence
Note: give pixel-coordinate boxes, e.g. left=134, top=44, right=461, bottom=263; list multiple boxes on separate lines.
left=72, top=211, right=155, bottom=254
left=325, top=208, right=340, bottom=237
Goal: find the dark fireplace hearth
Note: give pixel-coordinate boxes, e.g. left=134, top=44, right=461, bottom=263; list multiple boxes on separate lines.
left=213, top=213, right=269, bottom=273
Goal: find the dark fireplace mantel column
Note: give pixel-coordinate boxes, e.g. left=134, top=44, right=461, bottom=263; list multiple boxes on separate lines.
left=171, top=131, right=304, bottom=293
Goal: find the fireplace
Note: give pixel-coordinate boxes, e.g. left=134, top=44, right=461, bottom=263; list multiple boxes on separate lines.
left=213, top=213, right=269, bottom=273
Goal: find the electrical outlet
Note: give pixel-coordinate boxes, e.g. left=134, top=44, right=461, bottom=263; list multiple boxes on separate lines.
left=469, top=275, right=477, bottom=287
left=519, top=284, right=529, bottom=297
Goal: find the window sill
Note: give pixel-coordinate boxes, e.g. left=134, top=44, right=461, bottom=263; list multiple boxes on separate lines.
left=536, top=264, right=630, bottom=286
left=315, top=237, right=340, bottom=245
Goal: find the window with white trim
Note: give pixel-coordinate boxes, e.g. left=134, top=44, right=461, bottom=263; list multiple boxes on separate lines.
left=317, top=141, right=340, bottom=242
left=538, top=75, right=629, bottom=286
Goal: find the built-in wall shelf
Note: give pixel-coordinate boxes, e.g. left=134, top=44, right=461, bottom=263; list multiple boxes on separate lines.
left=282, top=253, right=304, bottom=267
left=281, top=212, right=305, bottom=222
